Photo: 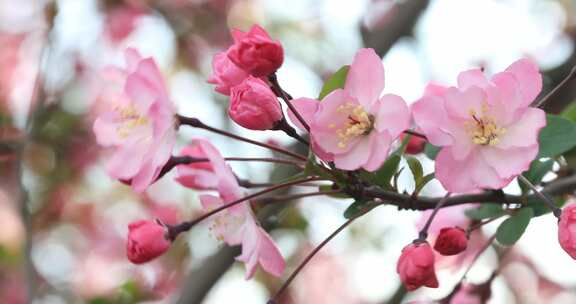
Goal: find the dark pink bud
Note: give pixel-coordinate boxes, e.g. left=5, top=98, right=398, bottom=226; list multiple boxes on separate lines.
left=227, top=25, right=284, bottom=77
left=404, top=134, right=426, bottom=154
left=127, top=220, right=171, bottom=264
left=558, top=202, right=576, bottom=259
left=434, top=226, right=468, bottom=256
left=229, top=76, right=283, bottom=130
left=207, top=51, right=248, bottom=95
left=396, top=242, right=439, bottom=291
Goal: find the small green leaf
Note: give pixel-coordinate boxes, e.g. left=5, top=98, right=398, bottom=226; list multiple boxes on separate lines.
left=424, top=144, right=440, bottom=160
left=519, top=159, right=554, bottom=193
left=406, top=157, right=424, bottom=183
left=538, top=114, right=576, bottom=158
left=374, top=154, right=401, bottom=188
left=343, top=200, right=380, bottom=219
left=465, top=204, right=505, bottom=220
left=414, top=173, right=435, bottom=194
left=561, top=102, right=576, bottom=122
left=318, top=65, right=350, bottom=100
left=496, top=208, right=534, bottom=246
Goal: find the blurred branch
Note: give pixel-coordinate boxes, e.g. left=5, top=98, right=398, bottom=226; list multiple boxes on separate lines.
left=361, top=0, right=430, bottom=57
left=540, top=33, right=576, bottom=114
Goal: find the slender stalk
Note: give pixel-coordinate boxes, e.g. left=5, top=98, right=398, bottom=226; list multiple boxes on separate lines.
left=466, top=214, right=505, bottom=237
left=403, top=129, right=427, bottom=140
left=518, top=175, right=561, bottom=218
left=176, top=115, right=307, bottom=161
left=268, top=215, right=360, bottom=303
left=268, top=73, right=310, bottom=132
left=273, top=118, right=309, bottom=146
left=256, top=190, right=342, bottom=204
left=535, top=65, right=576, bottom=108
left=166, top=176, right=321, bottom=240
left=418, top=192, right=451, bottom=240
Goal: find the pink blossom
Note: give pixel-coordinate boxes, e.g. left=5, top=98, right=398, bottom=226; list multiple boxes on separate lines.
left=309, top=48, right=410, bottom=171
left=92, top=48, right=177, bottom=192
left=396, top=242, right=439, bottom=291
left=229, top=76, right=283, bottom=130
left=191, top=139, right=285, bottom=278
left=227, top=25, right=284, bottom=77
left=207, top=51, right=248, bottom=95
left=175, top=143, right=218, bottom=190
left=433, top=226, right=468, bottom=256
left=412, top=59, right=546, bottom=192
left=126, top=220, right=171, bottom=264
left=558, top=202, right=576, bottom=259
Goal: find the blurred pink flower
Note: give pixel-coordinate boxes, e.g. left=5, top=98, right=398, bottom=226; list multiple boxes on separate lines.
left=227, top=25, right=284, bottom=77
left=558, top=202, right=576, bottom=259
left=207, top=51, right=248, bottom=95
left=229, top=76, right=283, bottom=130
left=434, top=226, right=468, bottom=256
left=412, top=59, right=546, bottom=192
left=93, top=48, right=177, bottom=192
left=127, top=219, right=171, bottom=264
left=175, top=143, right=218, bottom=190
left=397, top=242, right=439, bottom=291
left=309, top=48, right=410, bottom=171
left=104, top=6, right=145, bottom=43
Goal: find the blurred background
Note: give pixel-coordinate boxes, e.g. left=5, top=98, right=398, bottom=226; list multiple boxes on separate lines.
left=1, top=0, right=576, bottom=303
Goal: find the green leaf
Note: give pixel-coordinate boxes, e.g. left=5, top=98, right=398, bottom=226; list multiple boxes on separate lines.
left=414, top=173, right=435, bottom=194
left=465, top=204, right=505, bottom=220
left=496, top=208, right=534, bottom=246
left=406, top=157, right=423, bottom=183
left=538, top=114, right=576, bottom=158
left=424, top=144, right=440, bottom=160
left=374, top=154, right=401, bottom=188
left=318, top=65, right=350, bottom=100
left=519, top=159, right=554, bottom=193
left=343, top=200, right=380, bottom=219
left=561, top=102, right=576, bottom=122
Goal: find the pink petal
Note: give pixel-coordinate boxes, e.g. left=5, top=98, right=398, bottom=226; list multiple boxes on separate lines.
left=471, top=153, right=512, bottom=190
left=481, top=145, right=538, bottom=179
left=106, top=136, right=149, bottom=180
left=411, top=95, right=453, bottom=146
left=344, top=48, right=384, bottom=108
left=131, top=158, right=159, bottom=192
left=488, top=72, right=524, bottom=125
left=333, top=136, right=372, bottom=171
left=457, top=69, right=489, bottom=90
left=124, top=48, right=143, bottom=72
left=424, top=83, right=449, bottom=97
left=503, top=58, right=542, bottom=106
left=287, top=97, right=319, bottom=131
left=363, top=132, right=393, bottom=171
left=256, top=227, right=285, bottom=277
left=435, top=148, right=478, bottom=193
left=93, top=115, right=122, bottom=147
left=497, top=107, right=546, bottom=149
left=124, top=73, right=157, bottom=114
left=372, top=93, right=410, bottom=137
left=444, top=86, right=486, bottom=121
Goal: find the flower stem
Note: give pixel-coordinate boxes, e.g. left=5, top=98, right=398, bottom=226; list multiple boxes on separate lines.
left=518, top=175, right=562, bottom=218
left=268, top=215, right=360, bottom=304
left=165, top=176, right=321, bottom=240
left=535, top=64, right=576, bottom=108
left=466, top=214, right=505, bottom=237
left=176, top=115, right=307, bottom=161
left=268, top=73, right=310, bottom=132
left=418, top=192, right=451, bottom=241
left=273, top=118, right=309, bottom=146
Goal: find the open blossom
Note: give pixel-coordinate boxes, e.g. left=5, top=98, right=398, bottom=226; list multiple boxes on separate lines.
left=229, top=76, right=283, bottom=130
left=207, top=51, right=248, bottom=95
left=308, top=48, right=410, bottom=171
left=412, top=59, right=546, bottom=192
left=397, top=242, right=439, bottom=291
left=93, top=48, right=177, bottom=192
left=127, top=220, right=171, bottom=264
left=558, top=202, right=576, bottom=259
left=434, top=227, right=468, bottom=256
left=227, top=25, right=284, bottom=77
left=175, top=144, right=218, bottom=190
left=189, top=139, right=285, bottom=278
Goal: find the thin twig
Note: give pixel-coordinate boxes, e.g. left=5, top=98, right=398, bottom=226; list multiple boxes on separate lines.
left=466, top=214, right=506, bottom=236
left=518, top=175, right=561, bottom=218
left=268, top=74, right=310, bottom=132
left=418, top=192, right=451, bottom=240
left=535, top=64, right=576, bottom=108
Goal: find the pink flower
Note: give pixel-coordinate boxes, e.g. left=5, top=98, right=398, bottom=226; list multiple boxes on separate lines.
left=229, top=76, right=283, bottom=130
left=434, top=227, right=468, bottom=256
left=558, top=202, right=576, bottom=259
left=412, top=59, right=546, bottom=192
left=93, top=48, right=177, bottom=192
left=309, top=48, right=410, bottom=171
left=175, top=143, right=218, bottom=190
left=104, top=6, right=144, bottom=43
left=207, top=51, right=248, bottom=95
left=227, top=25, right=284, bottom=77
left=191, top=139, right=285, bottom=278
left=396, top=242, right=439, bottom=291
left=127, top=220, right=171, bottom=264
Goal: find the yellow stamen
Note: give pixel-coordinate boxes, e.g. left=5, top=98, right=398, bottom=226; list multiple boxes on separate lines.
left=333, top=103, right=374, bottom=149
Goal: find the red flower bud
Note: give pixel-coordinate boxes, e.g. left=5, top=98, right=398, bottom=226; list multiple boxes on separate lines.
left=207, top=51, right=248, bottom=95
left=404, top=134, right=426, bottom=154
left=227, top=25, right=284, bottom=77
left=434, top=226, right=468, bottom=256
left=558, top=202, right=576, bottom=259
left=396, top=242, right=439, bottom=291
left=229, top=76, right=283, bottom=130
left=127, top=220, right=171, bottom=264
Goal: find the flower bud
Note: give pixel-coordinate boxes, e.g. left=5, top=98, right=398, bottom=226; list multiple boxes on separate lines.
left=227, top=25, right=284, bottom=77
left=396, top=242, right=439, bottom=291
left=127, top=220, right=171, bottom=264
left=404, top=134, right=426, bottom=154
left=558, top=202, right=576, bottom=259
left=207, top=51, right=248, bottom=95
left=434, top=226, right=468, bottom=256
left=229, top=76, right=283, bottom=130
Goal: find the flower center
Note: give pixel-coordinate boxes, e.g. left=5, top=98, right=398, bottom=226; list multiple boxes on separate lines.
left=465, top=107, right=506, bottom=146
left=332, top=102, right=374, bottom=149
left=115, top=105, right=149, bottom=138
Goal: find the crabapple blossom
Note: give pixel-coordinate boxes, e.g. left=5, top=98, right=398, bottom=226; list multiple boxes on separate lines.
left=309, top=48, right=410, bottom=171
left=93, top=48, right=177, bottom=192
left=227, top=25, right=284, bottom=77
left=412, top=59, right=546, bottom=192
left=433, top=227, right=468, bottom=256
left=397, top=242, right=439, bottom=291
left=207, top=50, right=248, bottom=95
left=127, top=220, right=171, bottom=264
left=229, top=76, right=283, bottom=130
left=558, top=202, right=576, bottom=259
